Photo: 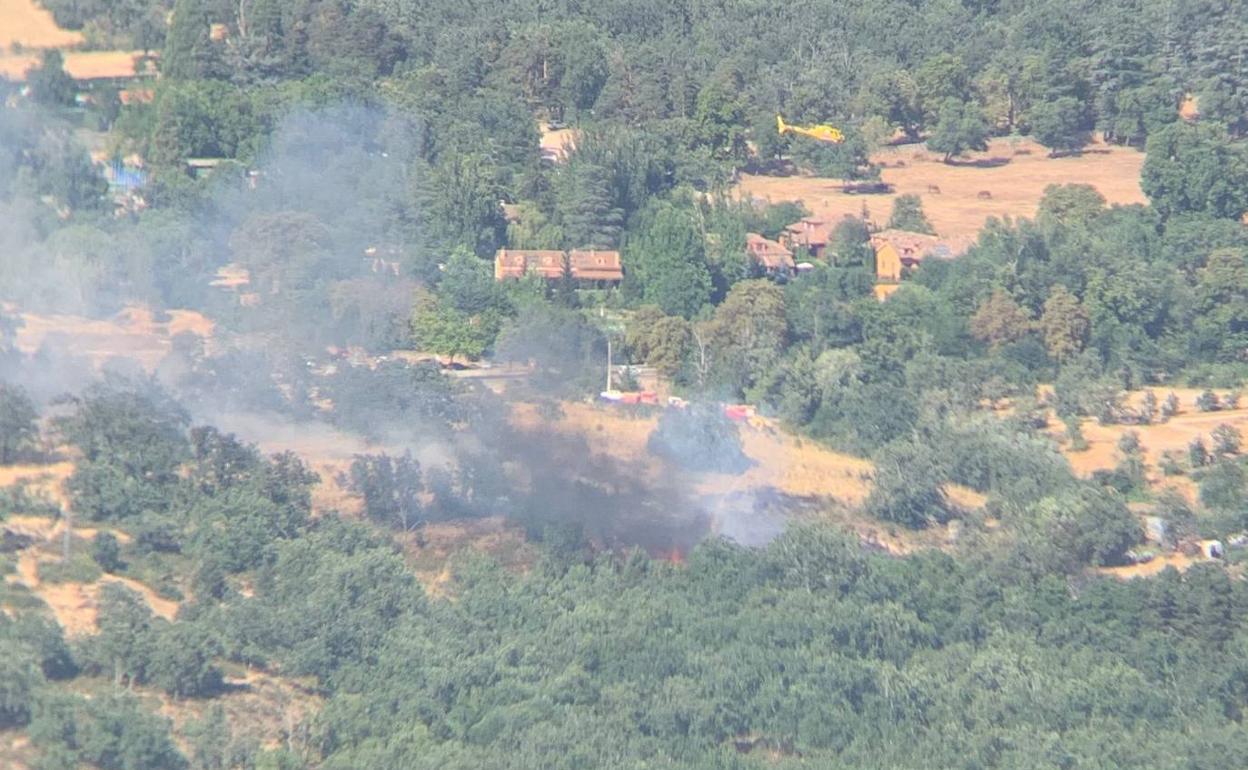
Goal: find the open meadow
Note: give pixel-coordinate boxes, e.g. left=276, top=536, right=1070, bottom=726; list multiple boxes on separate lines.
left=0, top=0, right=81, bottom=50
left=738, top=135, right=1147, bottom=242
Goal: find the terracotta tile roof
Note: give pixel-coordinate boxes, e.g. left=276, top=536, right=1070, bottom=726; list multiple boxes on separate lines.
left=118, top=88, right=154, bottom=105
left=782, top=217, right=835, bottom=251
left=494, top=249, right=622, bottom=282
left=495, top=249, right=564, bottom=279
left=568, top=249, right=623, bottom=281
left=745, top=233, right=795, bottom=271
left=870, top=229, right=944, bottom=265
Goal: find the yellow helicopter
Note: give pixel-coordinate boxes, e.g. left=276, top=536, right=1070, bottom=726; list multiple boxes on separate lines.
left=776, top=114, right=844, bottom=144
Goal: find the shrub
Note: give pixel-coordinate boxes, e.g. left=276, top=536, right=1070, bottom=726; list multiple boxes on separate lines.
left=0, top=382, right=40, bottom=464
left=1, top=614, right=75, bottom=679
left=132, top=516, right=183, bottom=555
left=1200, top=460, right=1246, bottom=512
left=0, top=483, right=61, bottom=519
left=1160, top=392, right=1180, bottom=419
left=348, top=452, right=425, bottom=531
left=1117, top=430, right=1142, bottom=455
left=146, top=621, right=223, bottom=698
left=1159, top=451, right=1184, bottom=476
left=1138, top=391, right=1158, bottom=424
left=1017, top=485, right=1140, bottom=573
left=866, top=440, right=948, bottom=529
left=1212, top=424, right=1242, bottom=456
left=1196, top=390, right=1220, bottom=412
left=647, top=404, right=750, bottom=474
left=91, top=532, right=123, bottom=573
left=37, top=553, right=102, bottom=584
left=1189, top=438, right=1210, bottom=468
left=1064, top=416, right=1088, bottom=451
left=0, top=644, right=41, bottom=728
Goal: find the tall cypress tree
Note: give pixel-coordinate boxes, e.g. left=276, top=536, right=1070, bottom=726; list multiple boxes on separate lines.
left=556, top=159, right=622, bottom=249
left=162, top=0, right=220, bottom=80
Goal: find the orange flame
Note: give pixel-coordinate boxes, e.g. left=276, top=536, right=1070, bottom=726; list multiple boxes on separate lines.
left=661, top=547, right=686, bottom=565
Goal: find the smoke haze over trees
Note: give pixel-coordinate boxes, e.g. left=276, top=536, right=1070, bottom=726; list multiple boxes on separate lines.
left=2, top=0, right=1248, bottom=767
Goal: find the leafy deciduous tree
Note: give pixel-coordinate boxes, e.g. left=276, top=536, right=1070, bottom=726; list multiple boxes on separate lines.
left=1141, top=123, right=1248, bottom=220
left=1029, top=96, right=1092, bottom=155
left=887, top=194, right=935, bottom=234
left=970, top=289, right=1033, bottom=348
left=1041, top=286, right=1090, bottom=363
left=926, top=98, right=989, bottom=162
left=0, top=382, right=39, bottom=464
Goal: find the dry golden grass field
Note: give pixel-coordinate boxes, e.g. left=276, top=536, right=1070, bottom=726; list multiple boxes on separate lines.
left=737, top=136, right=1147, bottom=243
left=1052, top=387, right=1248, bottom=502
left=0, top=0, right=150, bottom=84
left=0, top=0, right=82, bottom=50
left=3, top=513, right=179, bottom=636
left=0, top=49, right=147, bottom=80
left=539, top=123, right=578, bottom=160
left=512, top=401, right=978, bottom=553
left=15, top=306, right=215, bottom=370
left=0, top=459, right=73, bottom=507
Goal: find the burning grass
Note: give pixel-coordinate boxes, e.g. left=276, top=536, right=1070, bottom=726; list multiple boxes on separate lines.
left=403, top=516, right=536, bottom=595
left=510, top=401, right=964, bottom=554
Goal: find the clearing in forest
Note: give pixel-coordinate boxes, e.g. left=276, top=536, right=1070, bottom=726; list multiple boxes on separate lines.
left=1099, top=551, right=1205, bottom=579
left=151, top=665, right=323, bottom=757
left=0, top=0, right=82, bottom=50
left=15, top=306, right=215, bottom=371
left=0, top=49, right=148, bottom=80
left=737, top=136, right=1146, bottom=243
left=511, top=401, right=973, bottom=553
left=509, top=402, right=876, bottom=503
left=3, top=513, right=179, bottom=635
left=539, top=122, right=578, bottom=161
left=0, top=460, right=73, bottom=508
left=1053, top=387, right=1248, bottom=502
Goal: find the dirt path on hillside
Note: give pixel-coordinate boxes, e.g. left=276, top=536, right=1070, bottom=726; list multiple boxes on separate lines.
left=1099, top=552, right=1207, bottom=579
left=4, top=514, right=179, bottom=635
left=0, top=461, right=74, bottom=508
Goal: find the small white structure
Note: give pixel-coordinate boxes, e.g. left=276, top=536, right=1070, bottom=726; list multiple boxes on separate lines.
left=1144, top=516, right=1169, bottom=545
left=1200, top=539, right=1225, bottom=559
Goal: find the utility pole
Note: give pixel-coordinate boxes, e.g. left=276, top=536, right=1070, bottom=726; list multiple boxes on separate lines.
left=605, top=335, right=613, bottom=393
left=594, top=304, right=625, bottom=394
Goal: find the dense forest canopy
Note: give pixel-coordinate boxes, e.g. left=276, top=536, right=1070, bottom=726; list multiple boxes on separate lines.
left=0, top=375, right=1247, bottom=769
left=2, top=0, right=1248, bottom=768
